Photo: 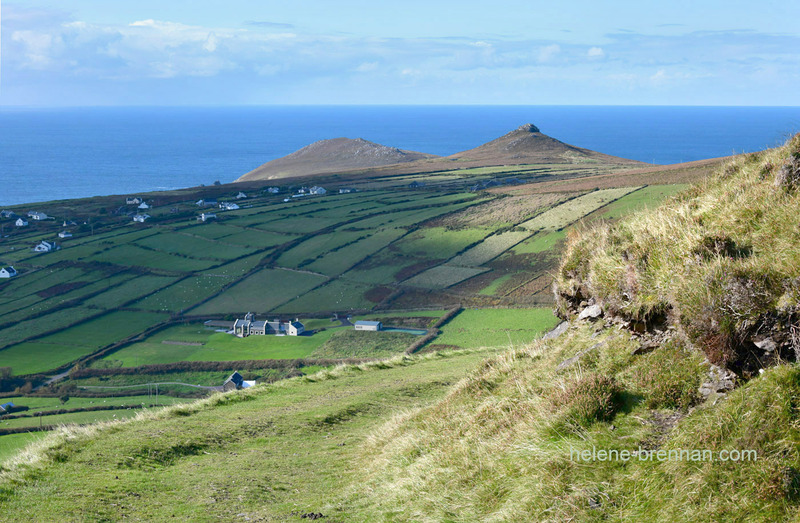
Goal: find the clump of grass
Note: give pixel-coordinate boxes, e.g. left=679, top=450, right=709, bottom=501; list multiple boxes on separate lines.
left=551, top=372, right=623, bottom=428
left=627, top=339, right=706, bottom=409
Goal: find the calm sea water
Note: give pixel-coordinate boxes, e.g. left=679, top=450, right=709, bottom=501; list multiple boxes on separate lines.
left=1, top=106, right=799, bottom=206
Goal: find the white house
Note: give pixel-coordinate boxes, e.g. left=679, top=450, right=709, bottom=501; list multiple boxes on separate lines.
left=236, top=192, right=248, bottom=199
left=339, top=188, right=358, bottom=194
left=126, top=197, right=143, bottom=205
left=219, top=202, right=240, bottom=211
left=286, top=321, right=305, bottom=336
left=196, top=199, right=218, bottom=207
left=354, top=320, right=382, bottom=331
left=267, top=187, right=280, bottom=194
left=34, top=241, right=59, bottom=253
left=58, top=231, right=73, bottom=239
left=133, top=214, right=150, bottom=223
left=0, top=210, right=16, bottom=218
left=15, top=218, right=28, bottom=227
left=28, top=211, right=48, bottom=221
left=0, top=266, right=17, bottom=278
left=138, top=202, right=150, bottom=210
left=198, top=212, right=217, bottom=222
left=309, top=186, right=326, bottom=195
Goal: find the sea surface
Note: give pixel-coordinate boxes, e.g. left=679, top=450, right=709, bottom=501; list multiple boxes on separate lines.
left=1, top=105, right=799, bottom=206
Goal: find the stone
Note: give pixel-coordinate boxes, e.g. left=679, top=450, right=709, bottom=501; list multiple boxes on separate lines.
left=578, top=304, right=603, bottom=321
left=754, top=338, right=777, bottom=353
left=699, top=364, right=736, bottom=399
left=543, top=321, right=569, bottom=340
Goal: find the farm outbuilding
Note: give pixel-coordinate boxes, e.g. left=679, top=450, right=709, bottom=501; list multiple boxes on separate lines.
left=222, top=372, right=256, bottom=391
left=354, top=320, right=382, bottom=331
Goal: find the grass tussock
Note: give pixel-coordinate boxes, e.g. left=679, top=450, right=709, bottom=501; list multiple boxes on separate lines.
left=555, top=134, right=800, bottom=375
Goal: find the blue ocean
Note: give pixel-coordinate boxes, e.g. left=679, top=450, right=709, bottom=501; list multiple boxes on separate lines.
left=1, top=106, right=799, bottom=206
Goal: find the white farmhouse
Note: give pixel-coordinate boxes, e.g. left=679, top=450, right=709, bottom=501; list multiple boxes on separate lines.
left=219, top=202, right=240, bottom=211
left=126, top=197, right=143, bottom=205
left=236, top=192, right=248, bottom=199
left=309, top=186, right=326, bottom=195
left=28, top=211, right=48, bottom=221
left=34, top=241, right=59, bottom=253
left=267, top=187, right=280, bottom=194
left=0, top=266, right=18, bottom=278
left=286, top=321, right=305, bottom=336
left=15, top=218, right=28, bottom=227
left=138, top=202, right=150, bottom=210
left=354, top=320, right=382, bottom=331
left=58, top=231, right=73, bottom=239
left=198, top=212, right=217, bottom=222
left=133, top=214, right=150, bottom=223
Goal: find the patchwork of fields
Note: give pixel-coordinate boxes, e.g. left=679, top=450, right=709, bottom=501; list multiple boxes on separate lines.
left=0, top=183, right=684, bottom=380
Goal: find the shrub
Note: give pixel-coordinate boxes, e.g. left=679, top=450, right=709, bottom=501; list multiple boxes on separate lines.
left=552, top=373, right=622, bottom=428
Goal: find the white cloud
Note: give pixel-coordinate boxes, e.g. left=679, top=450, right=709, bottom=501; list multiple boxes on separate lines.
left=537, top=44, right=561, bottom=63
left=204, top=32, right=219, bottom=53
left=587, top=46, right=605, bottom=59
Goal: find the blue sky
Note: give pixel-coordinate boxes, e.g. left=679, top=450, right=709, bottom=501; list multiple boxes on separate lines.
left=2, top=0, right=799, bottom=106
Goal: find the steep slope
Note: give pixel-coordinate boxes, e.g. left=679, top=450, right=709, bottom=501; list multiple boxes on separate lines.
left=448, top=123, right=643, bottom=166
left=237, top=137, right=438, bottom=181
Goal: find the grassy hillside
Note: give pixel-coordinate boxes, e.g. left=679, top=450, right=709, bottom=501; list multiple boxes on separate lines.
left=0, top=138, right=798, bottom=520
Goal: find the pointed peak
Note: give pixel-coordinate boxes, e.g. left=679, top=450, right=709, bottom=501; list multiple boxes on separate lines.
left=516, top=123, right=540, bottom=133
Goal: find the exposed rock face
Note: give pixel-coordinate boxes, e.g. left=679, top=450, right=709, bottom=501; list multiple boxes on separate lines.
left=238, top=137, right=438, bottom=181
left=578, top=304, right=603, bottom=321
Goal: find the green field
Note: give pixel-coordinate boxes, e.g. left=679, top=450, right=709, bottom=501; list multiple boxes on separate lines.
left=478, top=273, right=516, bottom=295
left=104, top=325, right=348, bottom=366
left=434, top=307, right=559, bottom=348
left=587, top=184, right=688, bottom=220
left=1, top=311, right=168, bottom=375
left=403, top=265, right=490, bottom=289
left=193, top=268, right=328, bottom=314
left=519, top=187, right=638, bottom=232
left=448, top=230, right=532, bottom=266
left=309, top=330, right=415, bottom=359
left=390, top=227, right=490, bottom=259
left=275, top=279, right=375, bottom=313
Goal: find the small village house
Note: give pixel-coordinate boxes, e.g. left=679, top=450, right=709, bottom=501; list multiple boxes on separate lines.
left=339, top=188, right=358, bottom=194
left=138, top=202, right=150, bottom=210
left=236, top=191, right=248, bottom=199
left=15, top=218, right=28, bottom=227
left=58, top=231, right=73, bottom=239
left=126, top=197, right=143, bottom=205
left=0, top=402, right=16, bottom=414
left=309, top=186, right=326, bottom=195
left=27, top=211, right=49, bottom=221
left=222, top=372, right=256, bottom=391
left=354, top=320, right=382, bottom=331
left=220, top=202, right=240, bottom=211
left=0, top=266, right=18, bottom=279
left=266, top=187, right=280, bottom=194
left=0, top=210, right=16, bottom=219
left=34, top=241, right=59, bottom=253
left=198, top=212, right=217, bottom=222
left=196, top=199, right=218, bottom=207
left=133, top=214, right=150, bottom=223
